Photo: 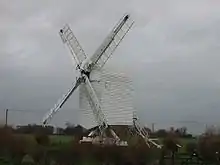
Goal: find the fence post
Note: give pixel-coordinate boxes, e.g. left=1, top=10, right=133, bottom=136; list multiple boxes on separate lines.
left=5, top=109, right=8, bottom=127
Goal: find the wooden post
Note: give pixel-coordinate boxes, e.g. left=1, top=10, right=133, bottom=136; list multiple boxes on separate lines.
left=5, top=109, right=8, bottom=127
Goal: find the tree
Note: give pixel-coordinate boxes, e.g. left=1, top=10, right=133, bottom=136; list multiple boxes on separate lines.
left=64, top=124, right=86, bottom=136
left=198, top=134, right=220, bottom=161
left=204, top=125, right=217, bottom=136
left=155, top=129, right=167, bottom=137
left=0, top=126, right=27, bottom=164
left=65, top=122, right=75, bottom=128
left=163, top=132, right=181, bottom=153
left=15, top=124, right=53, bottom=134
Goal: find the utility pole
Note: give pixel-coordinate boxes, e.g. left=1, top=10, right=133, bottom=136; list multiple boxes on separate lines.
left=151, top=123, right=155, bottom=133
left=5, top=109, right=8, bottom=127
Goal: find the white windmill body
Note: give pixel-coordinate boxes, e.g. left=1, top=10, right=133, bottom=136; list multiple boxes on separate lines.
left=79, top=69, right=134, bottom=128
left=42, top=13, right=161, bottom=148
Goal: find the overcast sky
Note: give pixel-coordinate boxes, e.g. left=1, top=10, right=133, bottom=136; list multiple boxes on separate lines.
left=1, top=0, right=220, bottom=134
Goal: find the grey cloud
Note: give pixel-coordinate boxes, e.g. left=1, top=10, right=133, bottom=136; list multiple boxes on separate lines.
left=1, top=0, right=220, bottom=133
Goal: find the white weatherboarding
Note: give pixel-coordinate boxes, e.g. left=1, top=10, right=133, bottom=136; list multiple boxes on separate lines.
left=42, top=13, right=161, bottom=148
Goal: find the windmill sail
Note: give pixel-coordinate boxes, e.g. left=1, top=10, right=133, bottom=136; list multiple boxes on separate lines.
left=59, top=24, right=87, bottom=68
left=85, top=14, right=134, bottom=72
left=42, top=78, right=82, bottom=125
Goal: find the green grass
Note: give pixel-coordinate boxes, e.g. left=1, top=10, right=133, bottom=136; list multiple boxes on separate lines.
left=47, top=135, right=198, bottom=153
left=179, top=138, right=197, bottom=152
left=49, top=135, right=73, bottom=143
left=157, top=137, right=197, bottom=153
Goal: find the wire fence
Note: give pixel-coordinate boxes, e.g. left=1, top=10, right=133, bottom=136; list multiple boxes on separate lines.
left=0, top=108, right=79, bottom=127
left=1, top=108, right=219, bottom=135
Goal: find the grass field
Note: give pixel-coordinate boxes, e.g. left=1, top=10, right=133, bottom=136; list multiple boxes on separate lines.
left=14, top=133, right=197, bottom=152
left=48, top=135, right=196, bottom=146
left=177, top=138, right=197, bottom=152
left=49, top=135, right=74, bottom=143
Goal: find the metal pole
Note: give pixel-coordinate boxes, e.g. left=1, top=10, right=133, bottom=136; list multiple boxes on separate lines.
left=5, top=109, right=8, bottom=127
left=152, top=123, right=155, bottom=133
left=171, top=151, right=175, bottom=165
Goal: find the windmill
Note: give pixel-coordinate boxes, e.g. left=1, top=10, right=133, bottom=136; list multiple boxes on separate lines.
left=42, top=13, right=161, bottom=147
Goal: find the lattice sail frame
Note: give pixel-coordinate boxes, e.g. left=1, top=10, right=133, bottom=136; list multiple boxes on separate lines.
left=79, top=68, right=135, bottom=129
left=90, top=14, right=134, bottom=71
